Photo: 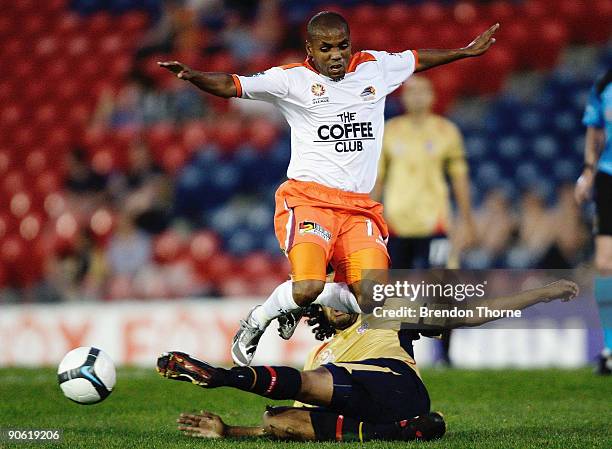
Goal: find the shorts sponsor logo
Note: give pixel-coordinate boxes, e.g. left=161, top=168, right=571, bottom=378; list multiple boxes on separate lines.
left=298, top=221, right=332, bottom=242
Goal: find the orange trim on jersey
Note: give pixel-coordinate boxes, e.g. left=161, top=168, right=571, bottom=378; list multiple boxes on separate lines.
left=303, top=57, right=321, bottom=74
left=279, top=62, right=304, bottom=70
left=411, top=49, right=419, bottom=67
left=231, top=74, right=242, bottom=97
left=347, top=51, right=376, bottom=73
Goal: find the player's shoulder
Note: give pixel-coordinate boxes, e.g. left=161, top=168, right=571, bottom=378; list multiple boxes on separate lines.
left=432, top=115, right=462, bottom=134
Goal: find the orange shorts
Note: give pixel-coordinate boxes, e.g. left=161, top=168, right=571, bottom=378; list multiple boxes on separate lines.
left=274, top=180, right=389, bottom=282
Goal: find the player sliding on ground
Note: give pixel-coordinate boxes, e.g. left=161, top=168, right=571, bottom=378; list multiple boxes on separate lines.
left=156, top=280, right=578, bottom=442
left=159, top=12, right=500, bottom=366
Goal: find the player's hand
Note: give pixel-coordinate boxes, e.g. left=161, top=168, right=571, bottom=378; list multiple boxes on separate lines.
left=158, top=61, right=196, bottom=80
left=574, top=170, right=594, bottom=205
left=541, top=280, right=579, bottom=303
left=177, top=410, right=226, bottom=438
left=463, top=23, right=499, bottom=56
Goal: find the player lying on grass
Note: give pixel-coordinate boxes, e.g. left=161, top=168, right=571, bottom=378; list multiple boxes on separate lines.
left=156, top=280, right=577, bottom=442
left=159, top=11, right=500, bottom=367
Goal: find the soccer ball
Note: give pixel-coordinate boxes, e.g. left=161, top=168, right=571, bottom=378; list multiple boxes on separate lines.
left=57, top=347, right=116, bottom=404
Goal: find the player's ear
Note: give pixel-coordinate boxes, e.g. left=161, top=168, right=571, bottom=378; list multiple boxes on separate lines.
left=305, top=40, right=313, bottom=57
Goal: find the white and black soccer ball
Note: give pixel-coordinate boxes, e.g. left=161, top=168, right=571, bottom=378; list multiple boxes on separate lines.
left=57, top=347, right=116, bottom=404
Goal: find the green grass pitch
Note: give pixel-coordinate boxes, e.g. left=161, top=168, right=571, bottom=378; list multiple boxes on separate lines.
left=0, top=367, right=610, bottom=448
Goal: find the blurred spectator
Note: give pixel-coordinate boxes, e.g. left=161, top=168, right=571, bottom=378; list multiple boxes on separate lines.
left=462, top=189, right=515, bottom=268
left=135, top=0, right=186, bottom=59
left=508, top=189, right=556, bottom=267
left=108, top=141, right=173, bottom=234
left=106, top=212, right=152, bottom=278
left=46, top=230, right=106, bottom=302
left=93, top=75, right=175, bottom=128
left=542, top=183, right=588, bottom=268
left=65, top=148, right=108, bottom=194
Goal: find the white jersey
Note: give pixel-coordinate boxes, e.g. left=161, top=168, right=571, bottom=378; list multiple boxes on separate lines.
left=234, top=50, right=418, bottom=193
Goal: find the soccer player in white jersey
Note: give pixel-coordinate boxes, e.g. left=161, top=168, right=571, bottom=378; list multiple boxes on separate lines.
left=159, top=12, right=499, bottom=366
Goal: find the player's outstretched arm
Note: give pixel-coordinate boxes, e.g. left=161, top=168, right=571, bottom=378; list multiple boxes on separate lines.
left=450, top=279, right=579, bottom=328
left=158, top=61, right=237, bottom=98
left=177, top=410, right=266, bottom=439
left=414, top=23, right=499, bottom=73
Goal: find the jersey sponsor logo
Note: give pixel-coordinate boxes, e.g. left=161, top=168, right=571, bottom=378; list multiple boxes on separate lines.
left=360, top=86, right=376, bottom=101
left=311, top=83, right=329, bottom=104
left=311, top=83, right=326, bottom=96
left=315, top=112, right=375, bottom=153
left=298, top=221, right=332, bottom=242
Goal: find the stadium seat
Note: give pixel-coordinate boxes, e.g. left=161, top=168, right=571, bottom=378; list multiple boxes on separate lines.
left=153, top=230, right=187, bottom=264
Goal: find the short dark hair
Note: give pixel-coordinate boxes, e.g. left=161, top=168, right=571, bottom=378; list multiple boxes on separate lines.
left=307, top=11, right=350, bottom=40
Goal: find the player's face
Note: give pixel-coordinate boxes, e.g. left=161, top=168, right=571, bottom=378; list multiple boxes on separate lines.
left=322, top=306, right=358, bottom=330
left=306, top=28, right=352, bottom=80
left=402, top=77, right=434, bottom=113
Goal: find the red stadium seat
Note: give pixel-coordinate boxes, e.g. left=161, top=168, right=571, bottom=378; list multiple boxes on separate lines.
left=218, top=277, right=254, bottom=297
left=581, top=0, right=612, bottom=44
left=55, top=13, right=80, bottom=39
left=19, top=214, right=42, bottom=241
left=24, top=150, right=48, bottom=177
left=90, top=147, right=116, bottom=175
left=527, top=19, right=568, bottom=70
left=189, top=230, right=220, bottom=264
left=418, top=1, right=445, bottom=26
left=215, top=116, right=242, bottom=153
left=147, top=122, right=177, bottom=151
left=89, top=207, right=115, bottom=243
left=23, top=14, right=46, bottom=37
left=0, top=213, right=12, bottom=238
left=253, top=274, right=285, bottom=296
left=484, top=1, right=517, bottom=23
left=159, top=144, right=188, bottom=174
left=182, top=121, right=211, bottom=152
left=44, top=192, right=68, bottom=220
left=248, top=118, right=279, bottom=152
left=66, top=36, right=91, bottom=59
left=87, top=12, right=113, bottom=36
left=10, top=192, right=32, bottom=218
left=206, top=253, right=236, bottom=283
left=119, top=11, right=149, bottom=35
left=241, top=252, right=275, bottom=279
left=35, top=170, right=62, bottom=198
left=34, top=35, right=60, bottom=60
left=0, top=235, right=25, bottom=265
left=453, top=2, right=480, bottom=26
left=153, top=230, right=187, bottom=264
left=106, top=275, right=135, bottom=301
left=3, top=171, right=25, bottom=196
left=384, top=3, right=413, bottom=30
left=0, top=149, right=12, bottom=176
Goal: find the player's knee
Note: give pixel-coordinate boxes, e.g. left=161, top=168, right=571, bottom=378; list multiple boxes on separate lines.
left=292, top=280, right=325, bottom=306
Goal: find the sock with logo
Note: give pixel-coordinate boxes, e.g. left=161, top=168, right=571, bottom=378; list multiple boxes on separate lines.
left=223, top=365, right=302, bottom=400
